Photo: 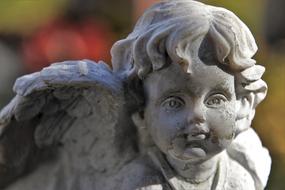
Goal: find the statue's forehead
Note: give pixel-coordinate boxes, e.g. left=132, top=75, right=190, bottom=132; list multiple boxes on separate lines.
left=144, top=62, right=235, bottom=99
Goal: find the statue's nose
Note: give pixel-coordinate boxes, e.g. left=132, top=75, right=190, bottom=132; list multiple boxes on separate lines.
left=184, top=102, right=209, bottom=139
left=187, top=102, right=206, bottom=125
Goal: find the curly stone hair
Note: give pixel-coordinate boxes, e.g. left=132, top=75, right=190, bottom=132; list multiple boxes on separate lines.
left=111, top=0, right=267, bottom=132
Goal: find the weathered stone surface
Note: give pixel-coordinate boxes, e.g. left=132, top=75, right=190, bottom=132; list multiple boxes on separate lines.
left=0, top=1, right=271, bottom=189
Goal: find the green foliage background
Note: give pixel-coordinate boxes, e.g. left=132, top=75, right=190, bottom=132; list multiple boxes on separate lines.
left=0, top=0, right=67, bottom=34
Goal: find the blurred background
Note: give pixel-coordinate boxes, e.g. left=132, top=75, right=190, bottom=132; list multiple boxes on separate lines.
left=0, top=0, right=284, bottom=189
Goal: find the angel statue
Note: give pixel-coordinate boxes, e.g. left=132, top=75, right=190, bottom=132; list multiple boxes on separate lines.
left=0, top=0, right=271, bottom=190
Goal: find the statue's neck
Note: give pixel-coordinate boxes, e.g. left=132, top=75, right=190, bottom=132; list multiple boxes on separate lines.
left=166, top=154, right=220, bottom=183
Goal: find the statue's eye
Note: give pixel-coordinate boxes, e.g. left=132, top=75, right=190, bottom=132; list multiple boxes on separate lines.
left=205, top=94, right=227, bottom=107
left=162, top=97, right=185, bottom=111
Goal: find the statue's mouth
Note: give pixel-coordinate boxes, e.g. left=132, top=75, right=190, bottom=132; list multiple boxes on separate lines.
left=169, top=133, right=208, bottom=160
left=186, top=133, right=208, bottom=141
left=185, top=141, right=204, bottom=149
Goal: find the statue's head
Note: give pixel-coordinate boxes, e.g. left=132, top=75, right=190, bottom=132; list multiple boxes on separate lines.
left=111, top=0, right=267, bottom=161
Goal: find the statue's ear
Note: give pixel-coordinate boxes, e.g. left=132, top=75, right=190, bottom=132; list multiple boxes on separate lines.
left=132, top=111, right=146, bottom=129
left=236, top=92, right=255, bottom=120
left=132, top=111, right=154, bottom=152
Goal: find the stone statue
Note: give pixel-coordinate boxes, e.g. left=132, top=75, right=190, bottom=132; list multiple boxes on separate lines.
left=0, top=0, right=271, bottom=189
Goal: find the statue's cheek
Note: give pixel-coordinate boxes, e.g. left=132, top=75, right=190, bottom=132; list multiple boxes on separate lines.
left=206, top=108, right=236, bottom=140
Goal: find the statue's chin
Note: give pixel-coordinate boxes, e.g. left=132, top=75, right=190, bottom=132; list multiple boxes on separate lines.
left=167, top=147, right=207, bottom=162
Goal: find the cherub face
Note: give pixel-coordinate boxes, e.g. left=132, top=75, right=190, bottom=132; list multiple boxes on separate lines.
left=143, top=60, right=237, bottom=162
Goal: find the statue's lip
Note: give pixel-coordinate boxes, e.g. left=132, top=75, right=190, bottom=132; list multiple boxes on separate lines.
left=187, top=133, right=207, bottom=141
left=185, top=141, right=204, bottom=148
left=183, top=146, right=207, bottom=158
left=185, top=134, right=208, bottom=150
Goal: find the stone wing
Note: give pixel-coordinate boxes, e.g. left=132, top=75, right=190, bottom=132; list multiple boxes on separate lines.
left=0, top=60, right=137, bottom=189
